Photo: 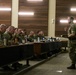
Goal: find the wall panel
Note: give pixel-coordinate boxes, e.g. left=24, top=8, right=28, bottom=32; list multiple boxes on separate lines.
left=56, top=0, right=76, bottom=36
left=0, top=0, right=12, bottom=26
left=19, top=0, right=48, bottom=35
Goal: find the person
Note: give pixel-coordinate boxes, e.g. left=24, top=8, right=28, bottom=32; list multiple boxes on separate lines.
left=1, top=26, right=15, bottom=70
left=67, top=16, right=76, bottom=69
left=36, top=30, right=45, bottom=41
left=0, top=24, right=7, bottom=45
left=3, top=26, right=22, bottom=70
left=3, top=26, right=15, bottom=45
left=28, top=31, right=36, bottom=42
left=14, top=28, right=25, bottom=44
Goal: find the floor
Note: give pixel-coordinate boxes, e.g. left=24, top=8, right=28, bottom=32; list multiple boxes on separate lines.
left=1, top=52, right=76, bottom=75
left=23, top=53, right=76, bottom=75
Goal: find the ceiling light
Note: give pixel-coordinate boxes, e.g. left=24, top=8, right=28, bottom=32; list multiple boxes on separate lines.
left=73, top=20, right=76, bottom=23
left=60, top=20, right=68, bottom=23
left=70, top=8, right=76, bottom=11
left=0, top=8, right=11, bottom=11
left=56, top=70, right=62, bottom=73
left=60, top=19, right=76, bottom=23
left=18, top=12, right=34, bottom=16
left=27, top=0, right=43, bottom=1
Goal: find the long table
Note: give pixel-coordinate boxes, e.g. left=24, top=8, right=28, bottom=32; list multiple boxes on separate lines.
left=34, top=41, right=62, bottom=57
left=0, top=43, right=34, bottom=67
left=0, top=41, right=62, bottom=67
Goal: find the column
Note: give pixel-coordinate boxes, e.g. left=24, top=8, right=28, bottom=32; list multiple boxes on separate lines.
left=48, top=0, right=56, bottom=37
left=11, top=0, right=19, bottom=28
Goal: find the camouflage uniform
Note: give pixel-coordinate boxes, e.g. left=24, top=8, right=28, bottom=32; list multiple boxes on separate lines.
left=28, top=35, right=36, bottom=42
left=68, top=23, right=76, bottom=64
left=14, top=33, right=25, bottom=43
left=3, top=32, right=14, bottom=45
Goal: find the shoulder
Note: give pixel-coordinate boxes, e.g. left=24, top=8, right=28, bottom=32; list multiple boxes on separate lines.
left=4, top=32, right=9, bottom=35
left=3, top=32, right=10, bottom=38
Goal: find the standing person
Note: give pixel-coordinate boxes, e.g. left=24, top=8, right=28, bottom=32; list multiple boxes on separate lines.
left=67, top=16, right=76, bottom=69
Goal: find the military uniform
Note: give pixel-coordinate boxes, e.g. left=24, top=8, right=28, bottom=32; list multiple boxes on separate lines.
left=36, top=35, right=45, bottom=42
left=3, top=32, right=14, bottom=45
left=68, top=23, right=76, bottom=68
left=3, top=32, right=22, bottom=70
left=28, top=35, right=36, bottom=42
left=14, top=33, right=25, bottom=43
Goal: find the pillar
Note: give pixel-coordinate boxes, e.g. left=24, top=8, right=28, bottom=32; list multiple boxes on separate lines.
left=48, top=0, right=56, bottom=37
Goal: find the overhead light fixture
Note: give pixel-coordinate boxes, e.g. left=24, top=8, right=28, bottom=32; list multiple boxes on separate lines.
left=60, top=19, right=76, bottom=23
left=70, top=8, right=76, bottom=11
left=60, top=20, right=68, bottom=23
left=27, top=0, right=43, bottom=2
left=18, top=12, right=34, bottom=16
left=73, top=20, right=76, bottom=23
left=0, top=8, right=11, bottom=11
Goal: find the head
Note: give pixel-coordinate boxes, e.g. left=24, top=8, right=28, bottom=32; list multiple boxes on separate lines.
left=37, top=30, right=44, bottom=36
left=14, top=28, right=18, bottom=34
left=17, top=28, right=22, bottom=34
left=6, top=26, right=15, bottom=34
left=68, top=16, right=74, bottom=24
left=29, top=31, right=35, bottom=36
left=0, top=24, right=7, bottom=33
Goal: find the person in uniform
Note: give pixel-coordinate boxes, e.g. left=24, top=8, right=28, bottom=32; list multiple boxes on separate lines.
left=3, top=26, right=15, bottom=45
left=1, top=26, right=15, bottom=70
left=3, top=26, right=22, bottom=70
left=0, top=24, right=7, bottom=45
left=28, top=31, right=36, bottom=42
left=67, top=16, right=76, bottom=69
left=14, top=28, right=25, bottom=44
left=36, top=30, right=45, bottom=41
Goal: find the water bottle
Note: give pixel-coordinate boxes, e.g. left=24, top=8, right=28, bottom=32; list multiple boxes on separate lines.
left=4, top=38, right=7, bottom=46
left=37, top=37, right=40, bottom=42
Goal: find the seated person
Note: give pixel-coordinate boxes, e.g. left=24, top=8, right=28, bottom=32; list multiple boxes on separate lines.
left=36, top=30, right=45, bottom=41
left=3, top=26, right=22, bottom=70
left=3, top=26, right=15, bottom=45
left=0, top=24, right=7, bottom=46
left=14, top=28, right=25, bottom=44
left=27, top=31, right=36, bottom=42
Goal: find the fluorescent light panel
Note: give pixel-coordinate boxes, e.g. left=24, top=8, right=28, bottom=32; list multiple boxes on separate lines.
left=73, top=20, right=76, bottom=23
left=18, top=12, right=34, bottom=16
left=60, top=20, right=68, bottom=23
left=0, top=8, right=11, bottom=11
left=27, top=0, right=43, bottom=1
left=60, top=20, right=76, bottom=23
left=70, top=8, right=76, bottom=11
left=0, top=8, right=34, bottom=16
